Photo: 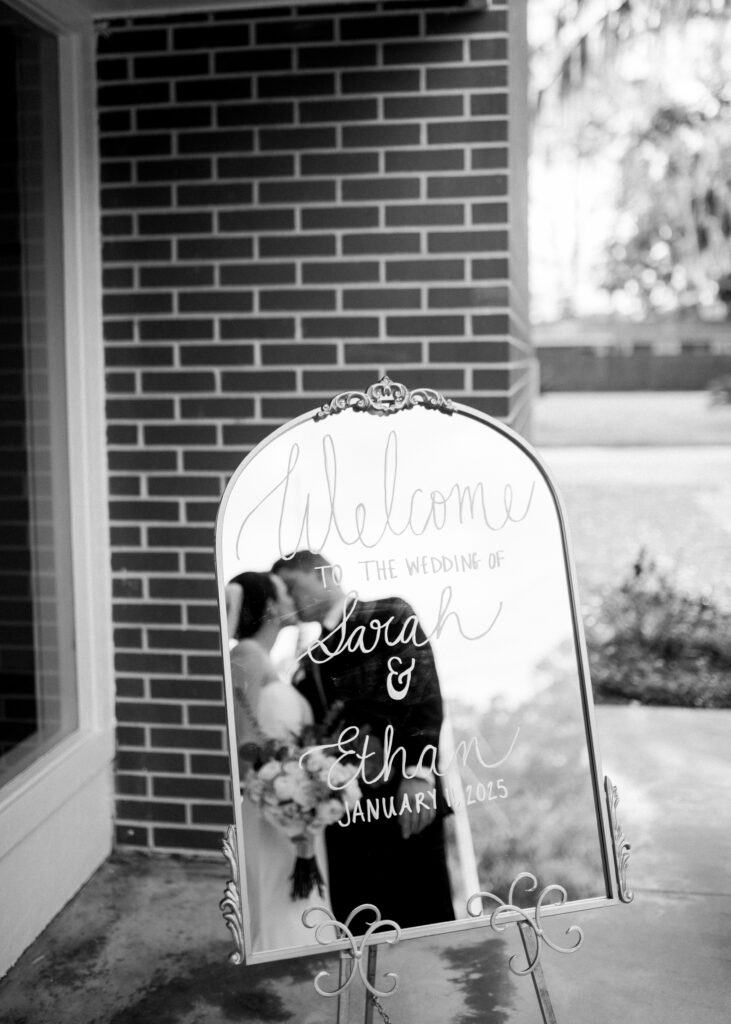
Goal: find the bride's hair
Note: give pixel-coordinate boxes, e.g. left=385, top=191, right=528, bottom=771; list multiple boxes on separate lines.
left=271, top=549, right=329, bottom=574
left=229, top=571, right=277, bottom=639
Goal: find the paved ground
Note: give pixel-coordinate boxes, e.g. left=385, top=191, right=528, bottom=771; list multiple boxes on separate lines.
left=2, top=391, right=729, bottom=1022
left=531, top=390, right=731, bottom=605
left=532, top=391, right=731, bottom=447
left=542, top=446, right=731, bottom=604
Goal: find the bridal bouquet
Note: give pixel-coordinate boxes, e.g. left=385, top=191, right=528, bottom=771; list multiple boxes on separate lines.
left=241, top=737, right=361, bottom=900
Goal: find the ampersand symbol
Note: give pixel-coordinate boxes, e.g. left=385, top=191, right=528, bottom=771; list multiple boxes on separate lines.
left=386, top=656, right=415, bottom=701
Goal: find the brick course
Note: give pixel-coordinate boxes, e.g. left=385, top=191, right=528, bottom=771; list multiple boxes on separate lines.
left=98, top=0, right=531, bottom=854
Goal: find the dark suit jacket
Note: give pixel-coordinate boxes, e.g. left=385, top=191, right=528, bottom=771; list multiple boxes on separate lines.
left=296, top=595, right=455, bottom=929
left=297, top=595, right=444, bottom=781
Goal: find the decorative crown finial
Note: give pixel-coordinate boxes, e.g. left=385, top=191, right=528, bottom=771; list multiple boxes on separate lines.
left=316, top=374, right=453, bottom=419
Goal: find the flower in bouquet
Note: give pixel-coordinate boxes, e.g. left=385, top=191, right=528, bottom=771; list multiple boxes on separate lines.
left=241, top=738, right=361, bottom=901
left=316, top=798, right=349, bottom=827
left=326, top=759, right=362, bottom=805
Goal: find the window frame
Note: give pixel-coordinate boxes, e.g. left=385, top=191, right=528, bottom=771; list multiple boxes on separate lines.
left=0, top=0, right=114, bottom=971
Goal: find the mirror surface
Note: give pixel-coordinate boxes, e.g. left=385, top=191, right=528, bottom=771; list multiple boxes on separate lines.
left=217, top=402, right=612, bottom=960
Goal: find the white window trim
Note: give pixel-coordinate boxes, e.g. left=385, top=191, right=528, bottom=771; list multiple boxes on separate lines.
left=0, top=0, right=115, bottom=964
left=3, top=0, right=89, bottom=31
left=93, top=0, right=406, bottom=18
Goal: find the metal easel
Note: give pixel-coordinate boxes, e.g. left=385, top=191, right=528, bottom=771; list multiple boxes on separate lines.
left=222, top=777, right=632, bottom=1023
left=339, top=946, right=392, bottom=1024
left=299, top=776, right=634, bottom=1024
left=328, top=924, right=552, bottom=1024
left=302, top=884, right=574, bottom=1024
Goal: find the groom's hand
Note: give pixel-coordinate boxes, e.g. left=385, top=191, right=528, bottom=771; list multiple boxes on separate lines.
left=397, top=778, right=436, bottom=839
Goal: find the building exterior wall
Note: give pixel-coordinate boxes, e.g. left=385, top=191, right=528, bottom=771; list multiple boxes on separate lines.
left=539, top=349, right=731, bottom=392
left=535, top=318, right=731, bottom=391
left=97, top=0, right=532, bottom=854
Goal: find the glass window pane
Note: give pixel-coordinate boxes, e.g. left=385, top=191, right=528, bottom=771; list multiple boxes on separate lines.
left=0, top=4, right=78, bottom=789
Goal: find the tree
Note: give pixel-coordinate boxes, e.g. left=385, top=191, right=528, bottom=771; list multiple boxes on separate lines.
left=604, top=101, right=731, bottom=316
left=530, top=0, right=731, bottom=320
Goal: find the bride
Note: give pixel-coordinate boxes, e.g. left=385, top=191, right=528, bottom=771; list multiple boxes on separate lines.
left=226, top=570, right=331, bottom=950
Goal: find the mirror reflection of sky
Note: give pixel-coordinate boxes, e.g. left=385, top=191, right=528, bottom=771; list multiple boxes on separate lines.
left=221, top=407, right=577, bottom=712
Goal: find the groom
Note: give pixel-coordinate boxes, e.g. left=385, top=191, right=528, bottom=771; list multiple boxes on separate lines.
left=273, top=550, right=454, bottom=931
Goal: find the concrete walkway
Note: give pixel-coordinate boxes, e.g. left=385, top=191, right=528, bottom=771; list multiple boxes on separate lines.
left=540, top=445, right=731, bottom=603
left=1, top=706, right=729, bottom=1023
left=546, top=706, right=731, bottom=1024
left=532, top=391, right=731, bottom=448
left=534, top=393, right=731, bottom=601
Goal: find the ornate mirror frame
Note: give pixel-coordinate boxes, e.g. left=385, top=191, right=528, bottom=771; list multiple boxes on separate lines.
left=215, top=378, right=629, bottom=968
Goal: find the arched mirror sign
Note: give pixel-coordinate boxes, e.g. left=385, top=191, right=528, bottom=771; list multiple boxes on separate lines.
left=215, top=377, right=624, bottom=966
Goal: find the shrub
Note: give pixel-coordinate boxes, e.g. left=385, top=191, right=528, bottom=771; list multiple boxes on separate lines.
left=708, top=374, right=731, bottom=405
left=585, top=549, right=731, bottom=708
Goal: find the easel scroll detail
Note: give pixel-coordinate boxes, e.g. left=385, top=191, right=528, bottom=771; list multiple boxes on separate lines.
left=315, top=373, right=454, bottom=419
left=303, top=904, right=401, bottom=999
left=220, top=824, right=245, bottom=965
left=467, top=872, right=584, bottom=977
left=605, top=776, right=634, bottom=903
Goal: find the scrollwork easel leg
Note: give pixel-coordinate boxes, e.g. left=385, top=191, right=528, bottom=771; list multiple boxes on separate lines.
left=219, top=825, right=245, bottom=965
left=605, top=776, right=634, bottom=903
left=336, top=950, right=353, bottom=1024
left=517, top=922, right=557, bottom=1024
left=364, top=945, right=378, bottom=1024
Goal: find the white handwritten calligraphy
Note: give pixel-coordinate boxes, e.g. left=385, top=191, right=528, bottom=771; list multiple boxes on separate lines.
left=235, top=430, right=535, bottom=559
left=300, top=723, right=520, bottom=792
left=303, top=588, right=502, bottom=666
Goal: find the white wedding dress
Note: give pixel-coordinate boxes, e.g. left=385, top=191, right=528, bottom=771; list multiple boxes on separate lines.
left=232, top=638, right=332, bottom=952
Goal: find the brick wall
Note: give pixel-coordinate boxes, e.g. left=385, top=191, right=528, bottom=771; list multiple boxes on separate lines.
left=97, top=0, right=531, bottom=853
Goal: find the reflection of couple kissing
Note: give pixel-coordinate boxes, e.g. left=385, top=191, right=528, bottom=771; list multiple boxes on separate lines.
left=273, top=550, right=455, bottom=932
left=232, top=549, right=455, bottom=939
